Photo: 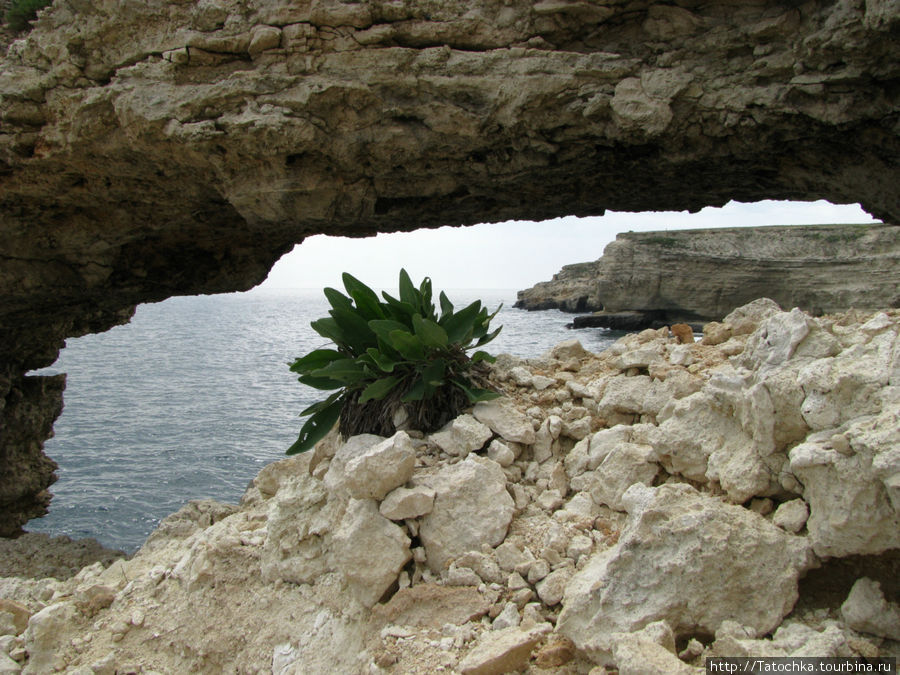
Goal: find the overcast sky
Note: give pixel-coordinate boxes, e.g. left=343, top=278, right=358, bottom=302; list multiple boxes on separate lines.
left=259, top=199, right=879, bottom=291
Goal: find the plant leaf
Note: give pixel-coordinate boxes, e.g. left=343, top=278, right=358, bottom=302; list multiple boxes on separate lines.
left=401, top=378, right=427, bottom=402
left=323, top=287, right=353, bottom=313
left=311, top=358, right=369, bottom=384
left=412, top=314, right=448, bottom=349
left=421, top=358, right=446, bottom=388
left=287, top=398, right=343, bottom=454
left=389, top=329, right=426, bottom=360
left=452, top=379, right=502, bottom=403
left=310, top=317, right=346, bottom=346
left=329, top=306, right=376, bottom=354
left=299, top=391, right=342, bottom=417
left=289, top=349, right=344, bottom=375
left=474, top=325, right=502, bottom=348
left=297, top=374, right=344, bottom=390
left=398, top=268, right=419, bottom=309
left=342, top=272, right=385, bottom=320
left=365, top=347, right=399, bottom=373
left=381, top=292, right=417, bottom=322
left=369, top=319, right=408, bottom=343
left=471, top=350, right=496, bottom=363
left=439, top=291, right=454, bottom=319
left=359, top=375, right=402, bottom=404
left=441, top=300, right=483, bottom=343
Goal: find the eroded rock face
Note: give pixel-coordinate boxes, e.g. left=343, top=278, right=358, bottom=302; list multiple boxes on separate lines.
left=0, top=0, right=898, bottom=529
left=517, top=224, right=900, bottom=321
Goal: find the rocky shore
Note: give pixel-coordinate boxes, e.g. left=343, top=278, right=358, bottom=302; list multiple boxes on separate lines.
left=1, top=299, right=898, bottom=674
left=516, top=224, right=900, bottom=329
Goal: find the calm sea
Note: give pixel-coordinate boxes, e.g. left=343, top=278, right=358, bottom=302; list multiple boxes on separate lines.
left=29, top=289, right=622, bottom=552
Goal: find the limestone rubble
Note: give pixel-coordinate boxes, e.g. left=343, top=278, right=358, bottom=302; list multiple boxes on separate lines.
left=0, top=300, right=898, bottom=673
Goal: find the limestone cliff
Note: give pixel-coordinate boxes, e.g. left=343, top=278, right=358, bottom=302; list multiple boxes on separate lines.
left=1, top=0, right=898, bottom=531
left=514, top=261, right=603, bottom=313
left=517, top=224, right=900, bottom=325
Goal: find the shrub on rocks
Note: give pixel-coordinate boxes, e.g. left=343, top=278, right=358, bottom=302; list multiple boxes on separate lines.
left=287, top=270, right=501, bottom=453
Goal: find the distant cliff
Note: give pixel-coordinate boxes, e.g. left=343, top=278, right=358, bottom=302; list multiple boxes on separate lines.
left=516, top=224, right=900, bottom=326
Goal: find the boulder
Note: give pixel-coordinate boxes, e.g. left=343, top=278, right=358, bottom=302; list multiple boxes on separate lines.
left=418, top=457, right=515, bottom=572
left=789, top=396, right=900, bottom=557
left=342, top=431, right=416, bottom=500
left=379, top=485, right=435, bottom=521
left=458, top=624, right=551, bottom=675
left=22, top=602, right=76, bottom=674
left=429, top=415, right=492, bottom=457
left=588, top=442, right=659, bottom=511
left=473, top=399, right=536, bottom=444
left=840, top=578, right=900, bottom=640
left=261, top=471, right=337, bottom=584
left=557, top=484, right=813, bottom=657
left=330, top=499, right=411, bottom=607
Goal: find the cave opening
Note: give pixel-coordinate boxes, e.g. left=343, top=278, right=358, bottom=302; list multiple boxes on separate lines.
left=21, top=199, right=883, bottom=551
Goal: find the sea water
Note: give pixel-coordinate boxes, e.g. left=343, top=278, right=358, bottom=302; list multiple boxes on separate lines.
left=29, top=289, right=623, bottom=552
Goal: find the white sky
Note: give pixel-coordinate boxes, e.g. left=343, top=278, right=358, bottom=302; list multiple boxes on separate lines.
left=260, top=199, right=879, bottom=291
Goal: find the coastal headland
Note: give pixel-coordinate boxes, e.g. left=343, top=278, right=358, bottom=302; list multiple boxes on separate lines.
left=515, top=223, right=900, bottom=329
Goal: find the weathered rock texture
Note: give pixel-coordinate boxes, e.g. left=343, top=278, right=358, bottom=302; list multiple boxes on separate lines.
left=516, top=224, right=900, bottom=324
left=0, top=303, right=897, bottom=673
left=1, top=1, right=899, bottom=530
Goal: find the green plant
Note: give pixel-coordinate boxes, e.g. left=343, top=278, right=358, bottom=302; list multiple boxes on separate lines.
left=5, top=0, right=52, bottom=33
left=287, top=269, right=502, bottom=454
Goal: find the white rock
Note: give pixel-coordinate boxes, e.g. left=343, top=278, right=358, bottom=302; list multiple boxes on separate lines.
left=724, top=298, right=782, bottom=335
left=535, top=567, right=572, bottom=606
left=841, top=578, right=900, bottom=640
left=486, top=440, right=515, bottom=467
left=526, top=560, right=550, bottom=584
left=772, top=499, right=809, bottom=533
left=531, top=375, right=555, bottom=390
left=614, top=345, right=664, bottom=370
left=323, top=434, right=386, bottom=493
left=494, top=541, right=533, bottom=573
left=492, top=602, right=520, bottom=631
left=379, top=485, right=436, bottom=520
left=0, top=653, right=19, bottom=675
left=458, top=625, right=550, bottom=675
left=789, top=398, right=900, bottom=556
left=557, top=484, right=813, bottom=657
left=597, top=375, right=651, bottom=418
left=429, top=414, right=492, bottom=457
left=330, top=499, right=411, bottom=607
left=739, top=308, right=812, bottom=374
left=261, top=468, right=336, bottom=584
left=532, top=420, right=554, bottom=463
left=418, top=456, right=515, bottom=572
left=473, top=398, right=536, bottom=444
left=567, top=534, right=593, bottom=562
left=589, top=442, right=659, bottom=511
left=22, top=602, right=76, bottom=675
left=454, top=551, right=504, bottom=585
left=548, top=339, right=588, bottom=361
left=508, top=366, right=534, bottom=386
left=446, top=565, right=482, bottom=587
left=612, top=634, right=696, bottom=675
left=343, top=431, right=416, bottom=500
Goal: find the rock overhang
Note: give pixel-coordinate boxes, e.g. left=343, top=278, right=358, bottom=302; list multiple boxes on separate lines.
left=0, top=0, right=898, bottom=532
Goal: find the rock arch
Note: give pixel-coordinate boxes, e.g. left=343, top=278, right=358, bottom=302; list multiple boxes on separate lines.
left=1, top=0, right=897, bottom=532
